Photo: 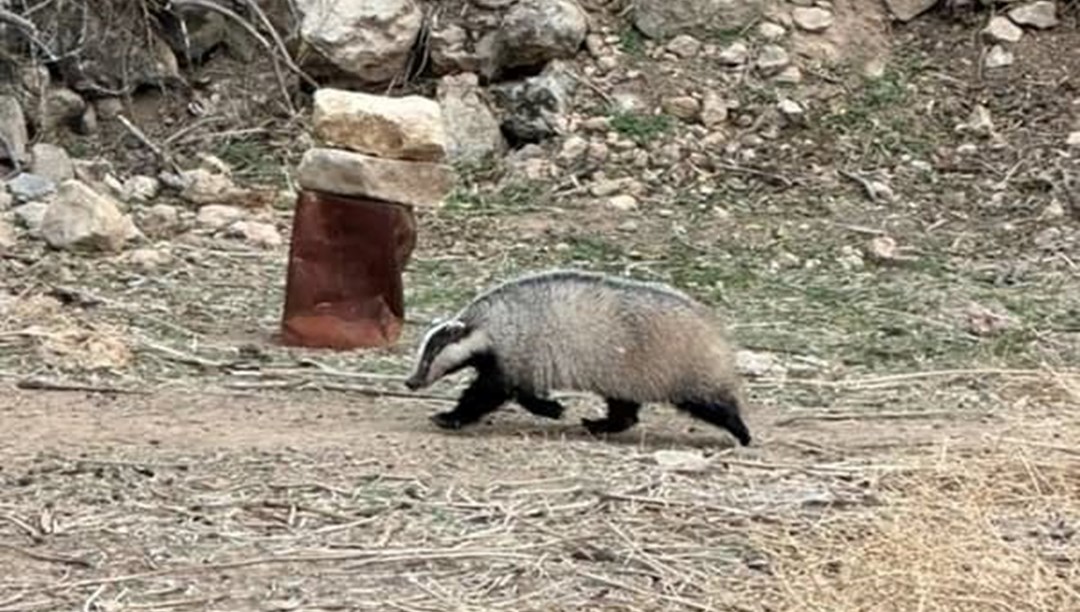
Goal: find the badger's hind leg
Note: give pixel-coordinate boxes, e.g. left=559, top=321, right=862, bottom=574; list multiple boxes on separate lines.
left=514, top=391, right=565, bottom=420
left=582, top=399, right=640, bottom=435
left=430, top=369, right=510, bottom=431
left=676, top=394, right=752, bottom=446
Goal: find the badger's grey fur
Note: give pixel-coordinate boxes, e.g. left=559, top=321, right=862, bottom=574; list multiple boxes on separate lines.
left=404, top=269, right=752, bottom=445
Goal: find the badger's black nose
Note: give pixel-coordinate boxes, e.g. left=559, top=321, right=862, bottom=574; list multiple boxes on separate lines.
left=404, top=376, right=422, bottom=391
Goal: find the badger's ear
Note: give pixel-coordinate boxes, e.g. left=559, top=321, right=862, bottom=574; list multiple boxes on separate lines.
left=443, top=319, right=469, bottom=339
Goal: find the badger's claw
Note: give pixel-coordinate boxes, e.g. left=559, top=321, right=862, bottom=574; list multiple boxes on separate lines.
left=430, top=411, right=466, bottom=430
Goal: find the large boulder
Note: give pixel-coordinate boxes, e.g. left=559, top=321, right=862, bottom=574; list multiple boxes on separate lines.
left=428, top=25, right=500, bottom=78
left=40, top=180, right=138, bottom=252
left=436, top=74, right=506, bottom=162
left=495, top=0, right=588, bottom=71
left=297, top=147, right=452, bottom=208
left=312, top=88, right=447, bottom=162
left=297, top=0, right=423, bottom=83
left=490, top=61, right=577, bottom=146
left=29, top=144, right=75, bottom=183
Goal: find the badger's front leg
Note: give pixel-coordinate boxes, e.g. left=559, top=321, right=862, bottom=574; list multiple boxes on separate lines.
left=430, top=368, right=510, bottom=430
left=582, top=398, right=641, bottom=435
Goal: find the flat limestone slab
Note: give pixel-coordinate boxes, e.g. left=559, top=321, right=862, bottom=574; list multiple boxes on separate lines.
left=312, top=88, right=448, bottom=162
left=297, top=147, right=452, bottom=208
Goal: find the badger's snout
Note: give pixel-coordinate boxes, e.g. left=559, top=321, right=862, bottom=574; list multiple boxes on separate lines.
left=404, top=375, right=424, bottom=391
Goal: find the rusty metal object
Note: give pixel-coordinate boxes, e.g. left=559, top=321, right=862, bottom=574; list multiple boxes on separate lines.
left=280, top=189, right=416, bottom=349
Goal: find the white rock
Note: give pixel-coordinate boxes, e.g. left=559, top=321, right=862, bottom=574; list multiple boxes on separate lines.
left=312, top=88, right=447, bottom=162
left=866, top=180, right=896, bottom=202
left=774, top=65, right=803, bottom=84
left=7, top=173, right=56, bottom=203
left=227, top=220, right=282, bottom=248
left=612, top=91, right=648, bottom=115
left=142, top=203, right=181, bottom=236
left=298, top=0, right=423, bottom=83
left=497, top=0, right=588, bottom=70
left=1043, top=199, right=1066, bottom=219
left=1008, top=1, right=1058, bottom=29
left=296, top=147, right=453, bottom=208
left=589, top=179, right=624, bottom=197
left=666, top=34, right=702, bottom=58
left=756, top=44, right=790, bottom=74
left=179, top=168, right=246, bottom=205
left=122, top=175, right=161, bottom=202
left=40, top=180, right=135, bottom=252
left=0, top=190, right=11, bottom=209
left=701, top=92, right=729, bottom=128
left=127, top=247, right=171, bottom=271
left=964, top=302, right=1014, bottom=337
left=558, top=135, right=589, bottom=163
left=777, top=98, right=804, bottom=120
left=608, top=194, right=638, bottom=211
left=13, top=202, right=48, bottom=233
left=982, top=16, right=1023, bottom=43
left=662, top=96, right=701, bottom=121
left=718, top=41, right=750, bottom=65
left=653, top=450, right=710, bottom=473
left=196, top=204, right=246, bottom=229
left=28, top=143, right=74, bottom=183
left=758, top=22, right=786, bottom=40
left=737, top=350, right=783, bottom=377
left=866, top=235, right=900, bottom=262
left=984, top=45, right=1014, bottom=69
left=1067, top=131, right=1080, bottom=148
left=196, top=153, right=233, bottom=177
left=956, top=104, right=995, bottom=137
left=792, top=7, right=833, bottom=32
left=436, top=73, right=506, bottom=162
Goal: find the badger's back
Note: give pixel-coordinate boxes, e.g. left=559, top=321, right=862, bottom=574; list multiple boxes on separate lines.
left=459, top=270, right=739, bottom=402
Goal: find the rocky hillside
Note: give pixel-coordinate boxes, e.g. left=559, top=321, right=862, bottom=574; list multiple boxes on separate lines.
left=0, top=0, right=1076, bottom=377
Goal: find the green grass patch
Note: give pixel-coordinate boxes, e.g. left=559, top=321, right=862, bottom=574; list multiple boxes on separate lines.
left=618, top=28, right=646, bottom=56
left=609, top=111, right=674, bottom=145
left=213, top=138, right=286, bottom=185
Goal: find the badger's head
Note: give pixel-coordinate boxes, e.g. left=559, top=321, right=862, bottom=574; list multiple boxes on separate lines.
left=404, top=319, right=490, bottom=390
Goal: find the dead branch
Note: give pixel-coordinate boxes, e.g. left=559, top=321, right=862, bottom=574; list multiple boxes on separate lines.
left=0, top=8, right=60, bottom=62
left=0, top=543, right=94, bottom=569
left=16, top=377, right=148, bottom=395
left=116, top=115, right=184, bottom=175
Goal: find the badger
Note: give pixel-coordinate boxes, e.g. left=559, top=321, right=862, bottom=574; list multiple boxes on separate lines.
left=403, top=269, right=752, bottom=446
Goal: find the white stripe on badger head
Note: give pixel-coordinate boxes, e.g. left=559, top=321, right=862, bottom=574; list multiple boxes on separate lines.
left=426, top=328, right=491, bottom=385
left=414, top=319, right=450, bottom=363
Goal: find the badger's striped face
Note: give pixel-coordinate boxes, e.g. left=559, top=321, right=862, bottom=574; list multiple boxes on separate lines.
left=404, top=320, right=489, bottom=390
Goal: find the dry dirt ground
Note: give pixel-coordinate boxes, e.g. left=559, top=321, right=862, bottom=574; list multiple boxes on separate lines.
left=2, top=3, right=1080, bottom=611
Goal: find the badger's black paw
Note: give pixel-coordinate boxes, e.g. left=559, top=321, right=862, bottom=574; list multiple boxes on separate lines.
left=518, top=397, right=565, bottom=420
left=430, top=411, right=467, bottom=430
left=581, top=416, right=637, bottom=436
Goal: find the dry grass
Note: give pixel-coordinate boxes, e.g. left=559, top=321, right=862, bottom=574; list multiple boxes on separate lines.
left=750, top=447, right=1080, bottom=611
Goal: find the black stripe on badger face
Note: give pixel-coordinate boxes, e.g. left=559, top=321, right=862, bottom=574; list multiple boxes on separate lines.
left=404, top=320, right=475, bottom=390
